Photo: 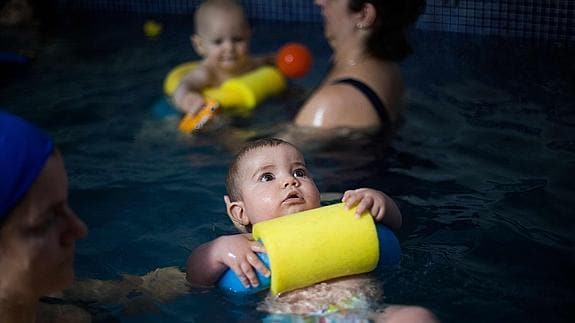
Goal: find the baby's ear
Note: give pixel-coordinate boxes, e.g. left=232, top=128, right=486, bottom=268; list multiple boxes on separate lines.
left=191, top=34, right=205, bottom=57
left=224, top=195, right=249, bottom=233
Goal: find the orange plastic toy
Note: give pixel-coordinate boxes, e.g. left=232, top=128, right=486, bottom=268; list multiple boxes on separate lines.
left=178, top=99, right=220, bottom=134
left=276, top=43, right=312, bottom=78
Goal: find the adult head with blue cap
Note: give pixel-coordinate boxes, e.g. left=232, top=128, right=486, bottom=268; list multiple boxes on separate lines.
left=0, top=111, right=88, bottom=323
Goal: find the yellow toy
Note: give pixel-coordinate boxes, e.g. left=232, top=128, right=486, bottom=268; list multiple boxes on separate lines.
left=143, top=20, right=163, bottom=38
left=252, top=203, right=380, bottom=295
left=163, top=62, right=286, bottom=115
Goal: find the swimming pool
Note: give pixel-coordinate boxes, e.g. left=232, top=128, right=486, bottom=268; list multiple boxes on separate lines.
left=1, top=14, right=574, bottom=323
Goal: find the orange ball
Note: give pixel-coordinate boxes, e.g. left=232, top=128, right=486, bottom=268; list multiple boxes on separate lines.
left=276, top=43, right=312, bottom=78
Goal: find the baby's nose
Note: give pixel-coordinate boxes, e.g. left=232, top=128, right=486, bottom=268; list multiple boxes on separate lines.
left=283, top=176, right=299, bottom=188
left=223, top=40, right=234, bottom=50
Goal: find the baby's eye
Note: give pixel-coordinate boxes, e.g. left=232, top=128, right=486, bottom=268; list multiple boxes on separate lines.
left=259, top=173, right=275, bottom=182
left=232, top=36, right=245, bottom=43
left=212, top=38, right=223, bottom=45
left=293, top=168, right=307, bottom=178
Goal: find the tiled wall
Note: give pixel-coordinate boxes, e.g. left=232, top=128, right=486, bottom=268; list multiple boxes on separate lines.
left=420, top=0, right=574, bottom=43
left=57, top=0, right=574, bottom=44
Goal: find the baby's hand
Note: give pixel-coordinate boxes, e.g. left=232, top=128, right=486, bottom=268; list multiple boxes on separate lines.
left=342, top=188, right=388, bottom=222
left=215, top=234, right=269, bottom=288
left=173, top=90, right=205, bottom=115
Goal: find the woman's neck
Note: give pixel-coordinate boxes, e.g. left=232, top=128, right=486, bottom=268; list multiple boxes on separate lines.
left=0, top=299, right=37, bottom=323
left=331, top=32, right=372, bottom=66
left=332, top=40, right=372, bottom=69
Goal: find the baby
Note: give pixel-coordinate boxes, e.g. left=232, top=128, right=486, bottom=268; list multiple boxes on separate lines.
left=172, top=0, right=274, bottom=115
left=185, top=138, right=416, bottom=317
left=56, top=137, right=436, bottom=321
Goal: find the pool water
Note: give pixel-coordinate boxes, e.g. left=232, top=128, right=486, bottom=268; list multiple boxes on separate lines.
left=1, top=14, right=574, bottom=323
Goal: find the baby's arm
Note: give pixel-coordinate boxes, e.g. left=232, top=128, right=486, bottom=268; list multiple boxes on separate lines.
left=185, top=233, right=269, bottom=288
left=342, top=188, right=402, bottom=229
left=251, top=52, right=276, bottom=68
left=172, top=65, right=213, bottom=114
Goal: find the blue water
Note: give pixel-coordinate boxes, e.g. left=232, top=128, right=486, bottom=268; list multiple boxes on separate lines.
left=1, top=14, right=574, bottom=323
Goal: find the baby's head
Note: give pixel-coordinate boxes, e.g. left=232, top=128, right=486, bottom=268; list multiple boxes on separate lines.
left=225, top=138, right=321, bottom=233
left=191, top=0, right=252, bottom=73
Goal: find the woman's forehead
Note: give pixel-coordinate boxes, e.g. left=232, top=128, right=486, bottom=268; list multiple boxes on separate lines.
left=23, top=155, right=67, bottom=218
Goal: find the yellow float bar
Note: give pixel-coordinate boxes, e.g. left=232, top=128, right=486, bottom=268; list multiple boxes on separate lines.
left=163, top=62, right=286, bottom=115
left=252, top=203, right=379, bottom=295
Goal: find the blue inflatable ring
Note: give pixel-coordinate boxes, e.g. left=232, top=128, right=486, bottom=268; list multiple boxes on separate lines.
left=218, top=224, right=401, bottom=294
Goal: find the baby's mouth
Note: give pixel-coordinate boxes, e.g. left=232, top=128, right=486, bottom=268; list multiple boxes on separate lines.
left=283, top=191, right=303, bottom=204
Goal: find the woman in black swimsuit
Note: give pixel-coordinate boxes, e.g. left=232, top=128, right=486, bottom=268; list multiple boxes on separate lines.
left=294, top=0, right=425, bottom=134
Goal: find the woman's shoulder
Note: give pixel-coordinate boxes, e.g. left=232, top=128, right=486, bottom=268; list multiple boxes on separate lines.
left=352, top=59, right=402, bottom=90
left=295, top=77, right=382, bottom=129
left=346, top=60, right=404, bottom=121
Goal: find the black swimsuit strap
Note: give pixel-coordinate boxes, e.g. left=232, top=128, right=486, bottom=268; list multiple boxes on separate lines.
left=332, top=78, right=391, bottom=127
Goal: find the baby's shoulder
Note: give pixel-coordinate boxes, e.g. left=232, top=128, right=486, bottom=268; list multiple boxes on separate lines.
left=180, top=63, right=218, bottom=87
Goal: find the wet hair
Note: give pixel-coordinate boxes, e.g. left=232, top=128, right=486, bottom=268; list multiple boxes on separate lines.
left=194, top=0, right=248, bottom=33
left=226, top=138, right=297, bottom=202
left=349, top=0, right=426, bottom=62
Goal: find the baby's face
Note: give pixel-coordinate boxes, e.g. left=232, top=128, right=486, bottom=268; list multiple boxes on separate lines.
left=236, top=144, right=321, bottom=225
left=195, top=9, right=251, bottom=73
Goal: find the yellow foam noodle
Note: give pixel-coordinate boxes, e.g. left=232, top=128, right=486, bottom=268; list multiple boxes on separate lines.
left=163, top=62, right=198, bottom=95
left=164, top=63, right=286, bottom=114
left=252, top=203, right=379, bottom=295
left=206, top=66, right=286, bottom=113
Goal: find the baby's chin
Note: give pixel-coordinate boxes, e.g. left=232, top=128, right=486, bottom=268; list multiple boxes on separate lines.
left=219, top=60, right=246, bottom=73
left=280, top=203, right=312, bottom=217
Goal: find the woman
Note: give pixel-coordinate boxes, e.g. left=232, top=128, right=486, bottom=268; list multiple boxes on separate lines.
left=0, top=111, right=89, bottom=323
left=294, top=0, right=425, bottom=134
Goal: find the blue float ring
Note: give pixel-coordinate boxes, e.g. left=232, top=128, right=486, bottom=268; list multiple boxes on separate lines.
left=217, top=224, right=400, bottom=294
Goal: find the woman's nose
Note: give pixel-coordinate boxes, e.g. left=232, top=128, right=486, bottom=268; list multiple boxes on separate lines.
left=60, top=205, right=88, bottom=245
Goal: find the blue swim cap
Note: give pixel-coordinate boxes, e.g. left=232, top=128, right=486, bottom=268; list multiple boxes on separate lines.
left=0, top=111, right=54, bottom=220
